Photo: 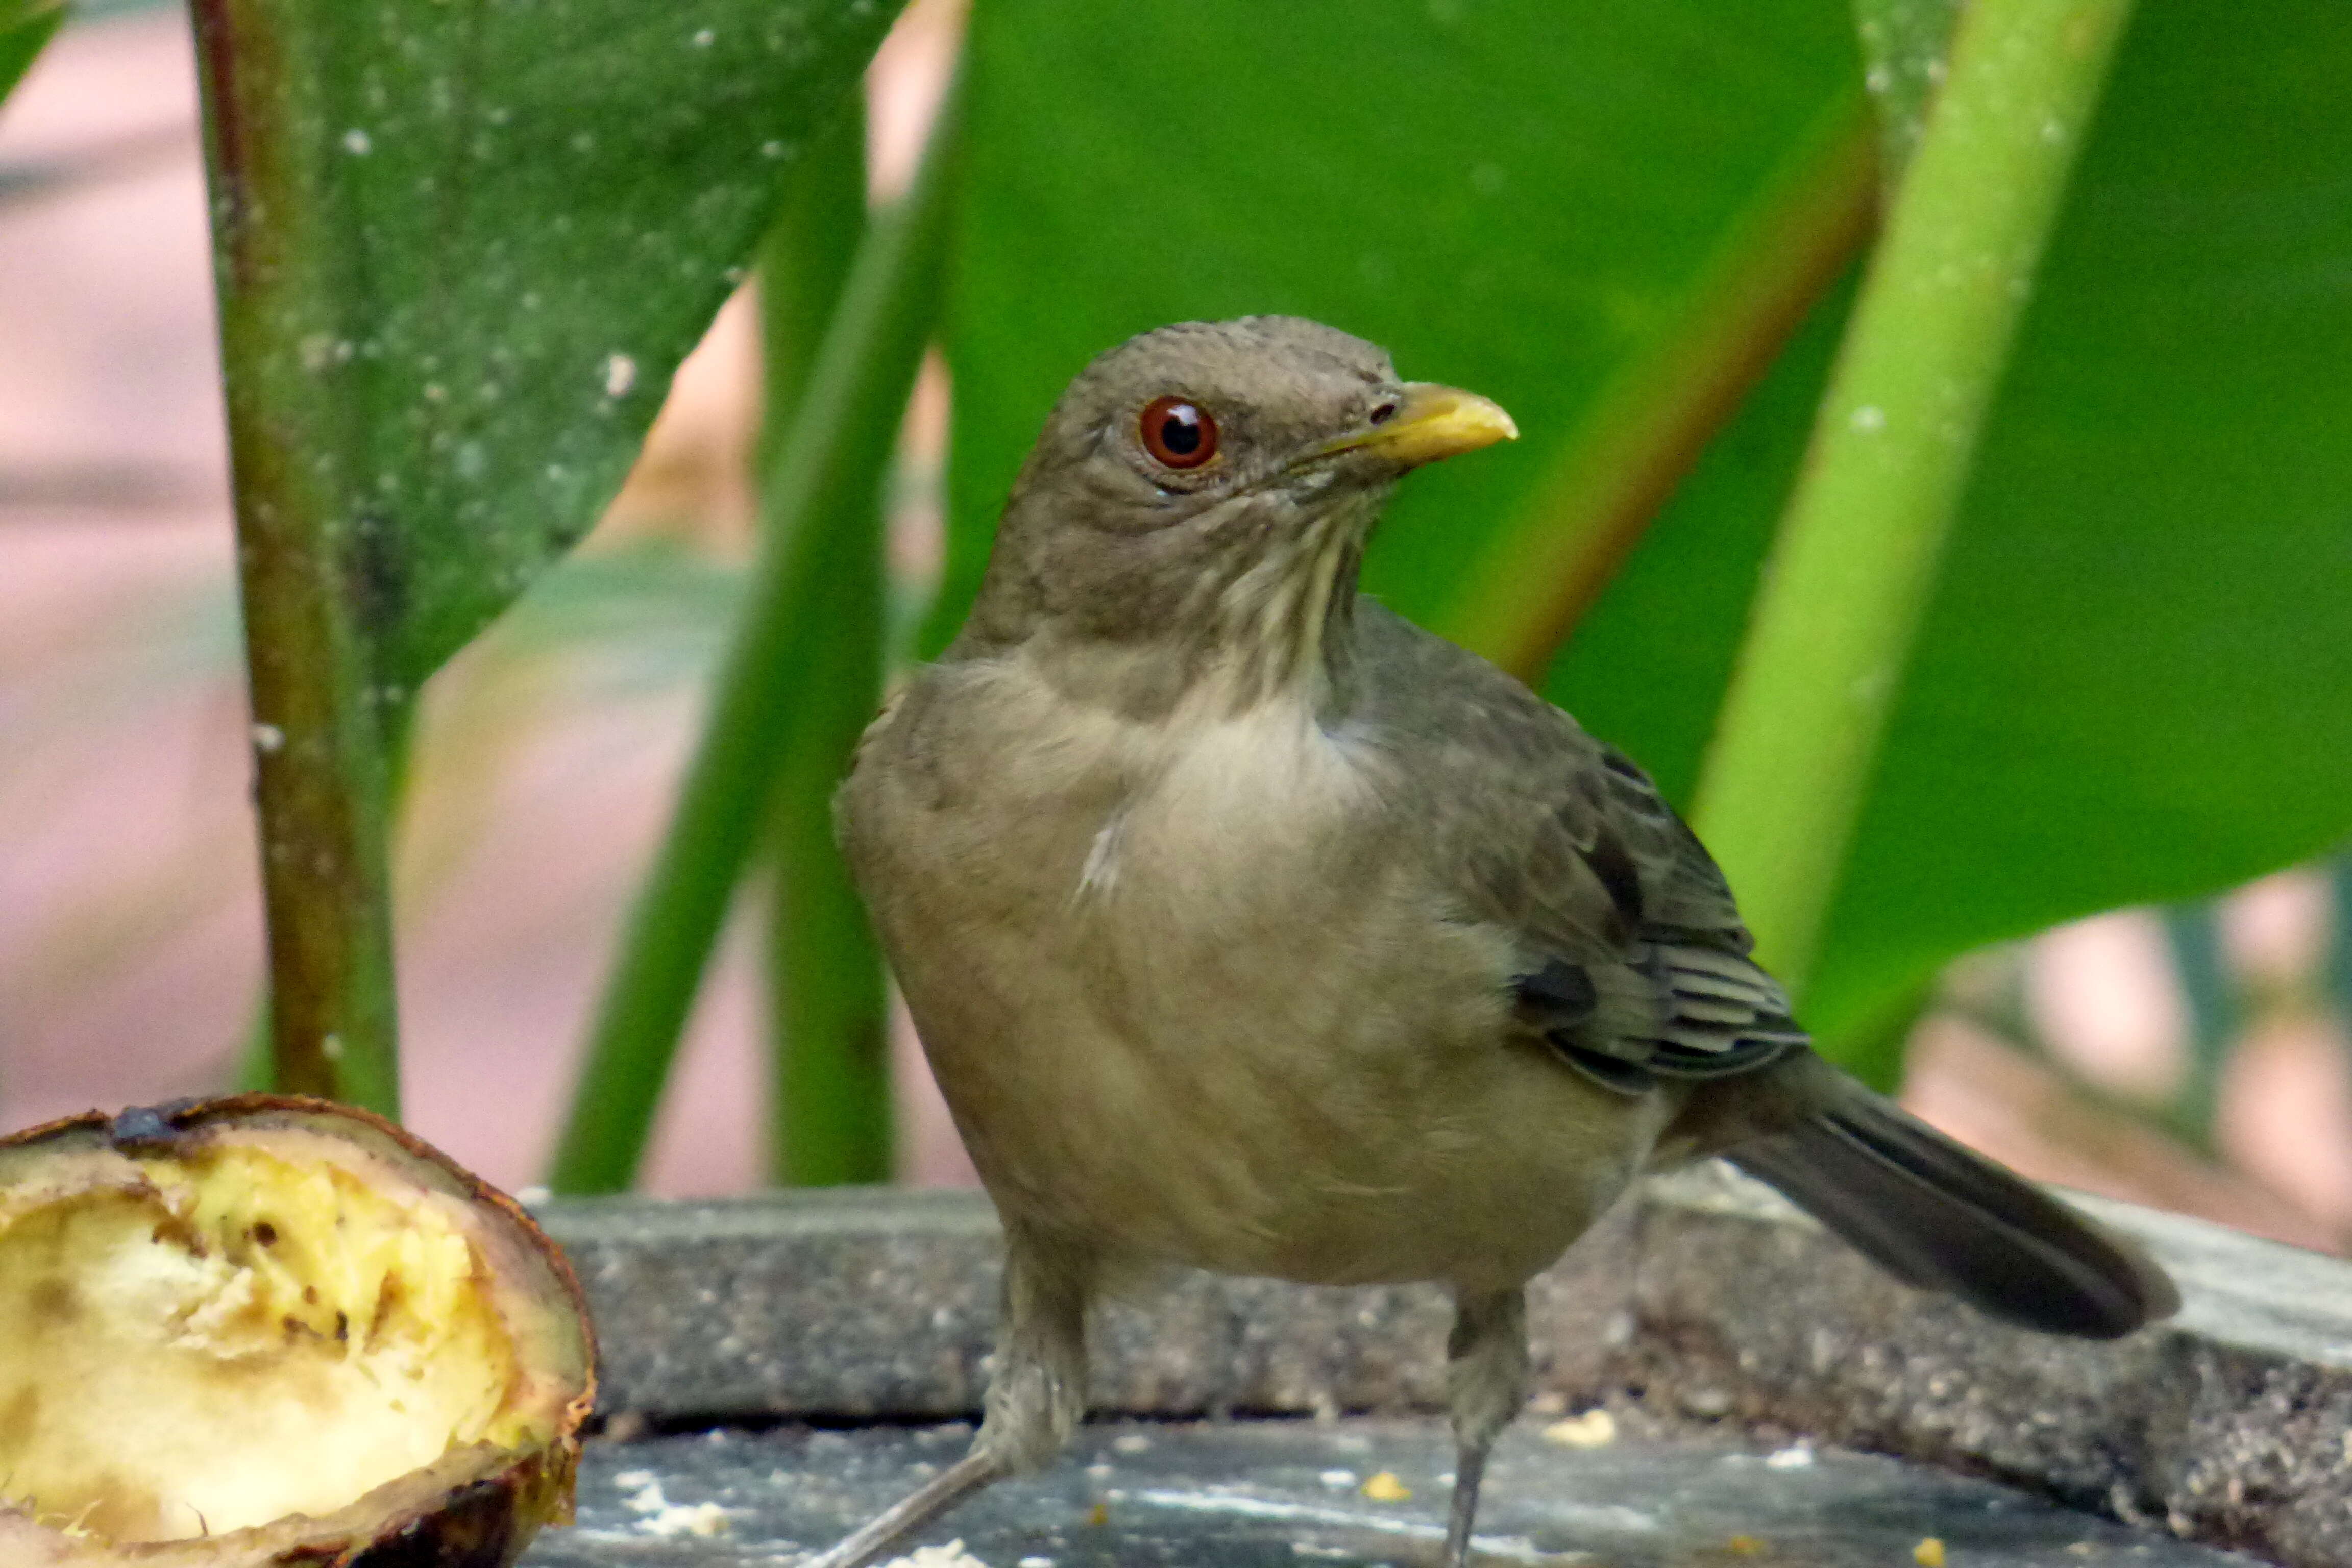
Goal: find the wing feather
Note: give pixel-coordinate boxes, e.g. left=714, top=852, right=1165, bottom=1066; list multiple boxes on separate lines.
left=1352, top=603, right=1808, bottom=1096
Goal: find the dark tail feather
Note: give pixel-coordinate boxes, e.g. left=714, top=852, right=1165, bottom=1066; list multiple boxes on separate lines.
left=1728, top=1088, right=2179, bottom=1339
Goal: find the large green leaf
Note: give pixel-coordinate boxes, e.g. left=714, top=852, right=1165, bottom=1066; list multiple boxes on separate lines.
left=192, top=0, right=902, bottom=1106
left=937, top=0, right=1864, bottom=657
left=1803, top=0, right=2352, bottom=1033
left=1556, top=1, right=2352, bottom=1039
left=197, top=0, right=905, bottom=692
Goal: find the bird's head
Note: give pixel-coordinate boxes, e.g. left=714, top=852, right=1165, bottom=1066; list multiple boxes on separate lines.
left=960, top=316, right=1515, bottom=716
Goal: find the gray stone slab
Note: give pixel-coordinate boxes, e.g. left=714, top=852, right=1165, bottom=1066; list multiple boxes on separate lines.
left=521, top=1419, right=2259, bottom=1567
left=536, top=1165, right=2352, bottom=1566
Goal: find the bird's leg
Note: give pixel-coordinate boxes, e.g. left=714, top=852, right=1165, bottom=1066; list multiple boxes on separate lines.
left=803, top=1225, right=1092, bottom=1568
left=1439, top=1287, right=1529, bottom=1568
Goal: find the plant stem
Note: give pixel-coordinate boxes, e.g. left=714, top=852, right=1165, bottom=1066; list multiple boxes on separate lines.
left=1441, top=88, right=1879, bottom=684
left=757, top=105, right=869, bottom=464
left=192, top=0, right=403, bottom=1117
left=550, top=76, right=960, bottom=1194
left=1689, top=0, right=2136, bottom=998
left=2331, top=860, right=2352, bottom=1034
left=2161, top=902, right=2236, bottom=1146
left=754, top=103, right=896, bottom=1186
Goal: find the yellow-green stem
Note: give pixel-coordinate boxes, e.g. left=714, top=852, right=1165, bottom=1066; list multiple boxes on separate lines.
left=755, top=103, right=896, bottom=1186
left=1691, top=0, right=2136, bottom=1000
left=193, top=0, right=403, bottom=1116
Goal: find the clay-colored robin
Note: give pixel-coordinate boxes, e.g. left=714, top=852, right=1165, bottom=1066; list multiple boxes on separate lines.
left=820, top=317, right=2175, bottom=1568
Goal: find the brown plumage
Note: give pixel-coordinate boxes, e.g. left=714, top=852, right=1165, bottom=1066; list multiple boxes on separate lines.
left=818, top=317, right=2177, bottom=1568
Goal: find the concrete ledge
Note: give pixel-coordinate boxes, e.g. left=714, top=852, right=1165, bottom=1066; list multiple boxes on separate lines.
left=538, top=1166, right=2352, bottom=1567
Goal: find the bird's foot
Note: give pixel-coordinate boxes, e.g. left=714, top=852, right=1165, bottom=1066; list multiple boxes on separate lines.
left=800, top=1450, right=1004, bottom=1568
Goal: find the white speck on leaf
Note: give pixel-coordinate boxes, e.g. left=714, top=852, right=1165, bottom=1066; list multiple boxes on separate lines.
left=761, top=139, right=788, bottom=159
left=691, top=26, right=715, bottom=45
left=321, top=1033, right=345, bottom=1062
left=341, top=128, right=372, bottom=155
left=605, top=353, right=638, bottom=397
left=1849, top=403, right=1886, bottom=433
left=252, top=723, right=285, bottom=754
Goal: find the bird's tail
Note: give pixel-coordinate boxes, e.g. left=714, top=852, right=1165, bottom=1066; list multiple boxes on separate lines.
left=1724, top=1074, right=2178, bottom=1339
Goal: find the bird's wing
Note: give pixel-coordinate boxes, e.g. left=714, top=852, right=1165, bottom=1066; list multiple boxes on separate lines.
left=1354, top=603, right=1807, bottom=1096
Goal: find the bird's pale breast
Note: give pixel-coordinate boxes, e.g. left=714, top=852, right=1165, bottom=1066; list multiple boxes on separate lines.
left=842, top=650, right=1660, bottom=1292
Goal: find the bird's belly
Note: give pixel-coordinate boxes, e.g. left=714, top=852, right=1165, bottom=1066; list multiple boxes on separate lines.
left=870, top=765, right=1659, bottom=1294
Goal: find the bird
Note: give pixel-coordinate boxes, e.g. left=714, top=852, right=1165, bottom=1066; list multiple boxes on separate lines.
left=820, top=316, right=2177, bottom=1568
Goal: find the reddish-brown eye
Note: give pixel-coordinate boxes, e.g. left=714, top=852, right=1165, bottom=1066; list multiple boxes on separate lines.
left=1139, top=396, right=1218, bottom=469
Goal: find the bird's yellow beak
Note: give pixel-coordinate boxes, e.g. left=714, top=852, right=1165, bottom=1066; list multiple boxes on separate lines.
left=1311, top=382, right=1518, bottom=469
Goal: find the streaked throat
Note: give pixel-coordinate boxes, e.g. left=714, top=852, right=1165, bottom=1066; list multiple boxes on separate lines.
left=1194, top=489, right=1376, bottom=714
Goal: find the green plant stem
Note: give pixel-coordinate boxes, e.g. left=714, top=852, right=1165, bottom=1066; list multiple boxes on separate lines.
left=1689, top=0, right=2135, bottom=1000
left=758, top=104, right=869, bottom=463
left=1440, top=89, right=1879, bottom=684
left=231, top=708, right=418, bottom=1095
left=2331, top=859, right=2352, bottom=1034
left=754, top=103, right=896, bottom=1186
left=2161, top=901, right=2236, bottom=1146
left=193, top=0, right=403, bottom=1117
left=550, top=77, right=960, bottom=1194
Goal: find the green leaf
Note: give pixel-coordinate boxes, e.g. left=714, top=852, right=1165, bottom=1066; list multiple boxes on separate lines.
left=191, top=0, right=903, bottom=1108
left=936, top=0, right=1864, bottom=659
left=1690, top=0, right=2135, bottom=997
left=0, top=0, right=62, bottom=106
left=1805, top=0, right=2352, bottom=1034
left=196, top=0, right=907, bottom=695
left=1566, top=2, right=2352, bottom=1041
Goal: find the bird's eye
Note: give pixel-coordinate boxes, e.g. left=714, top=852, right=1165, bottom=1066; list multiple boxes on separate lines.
left=1138, top=396, right=1218, bottom=470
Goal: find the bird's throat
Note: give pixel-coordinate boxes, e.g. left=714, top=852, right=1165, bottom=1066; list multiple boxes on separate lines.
left=1191, top=496, right=1369, bottom=716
